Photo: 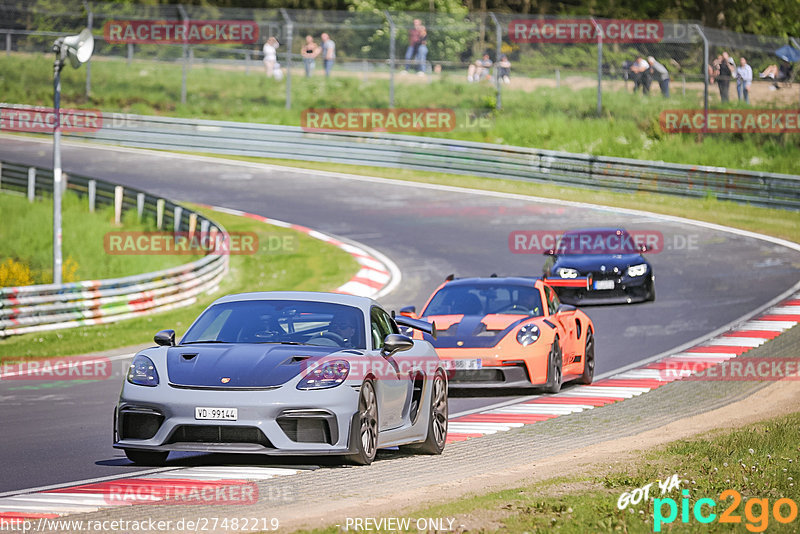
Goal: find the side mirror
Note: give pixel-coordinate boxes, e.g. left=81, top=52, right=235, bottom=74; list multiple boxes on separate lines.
left=154, top=329, right=176, bottom=347
left=556, top=304, right=576, bottom=314
left=399, top=305, right=417, bottom=318
left=381, top=333, right=414, bottom=356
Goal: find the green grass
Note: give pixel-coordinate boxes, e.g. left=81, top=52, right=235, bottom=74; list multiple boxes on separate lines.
left=304, top=411, right=800, bottom=533
left=203, top=155, right=800, bottom=244
left=1, top=53, right=798, bottom=174
left=0, top=190, right=201, bottom=284
left=0, top=204, right=359, bottom=359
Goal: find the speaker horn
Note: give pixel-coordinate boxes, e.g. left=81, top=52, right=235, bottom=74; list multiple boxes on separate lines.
left=58, top=28, right=94, bottom=68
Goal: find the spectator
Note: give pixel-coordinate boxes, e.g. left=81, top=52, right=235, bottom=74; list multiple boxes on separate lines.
left=467, top=53, right=493, bottom=82
left=760, top=61, right=793, bottom=89
left=630, top=56, right=650, bottom=94
left=415, top=21, right=428, bottom=75
left=497, top=54, right=511, bottom=84
left=301, top=35, right=320, bottom=78
left=736, top=56, right=753, bottom=103
left=716, top=51, right=735, bottom=102
left=321, top=33, right=335, bottom=78
left=262, top=36, right=279, bottom=79
left=647, top=56, right=670, bottom=97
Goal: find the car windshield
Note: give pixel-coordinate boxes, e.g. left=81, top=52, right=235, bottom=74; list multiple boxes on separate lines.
left=181, top=300, right=366, bottom=349
left=423, top=284, right=543, bottom=317
left=557, top=229, right=639, bottom=255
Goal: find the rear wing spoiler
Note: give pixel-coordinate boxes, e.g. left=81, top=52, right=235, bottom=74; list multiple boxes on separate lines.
left=543, top=274, right=593, bottom=290
left=395, top=316, right=437, bottom=339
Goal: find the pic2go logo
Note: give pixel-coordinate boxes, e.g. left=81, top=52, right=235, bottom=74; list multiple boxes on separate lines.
left=654, top=489, right=798, bottom=532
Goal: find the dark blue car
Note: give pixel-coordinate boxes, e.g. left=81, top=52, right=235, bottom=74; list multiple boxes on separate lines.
left=543, top=228, right=655, bottom=304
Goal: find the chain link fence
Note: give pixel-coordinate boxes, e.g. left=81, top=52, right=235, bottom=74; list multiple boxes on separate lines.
left=0, top=1, right=798, bottom=111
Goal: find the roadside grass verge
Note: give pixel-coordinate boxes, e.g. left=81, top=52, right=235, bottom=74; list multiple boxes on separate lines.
left=0, top=190, right=201, bottom=284
left=0, top=204, right=359, bottom=359
left=306, top=411, right=800, bottom=533
left=1, top=53, right=798, bottom=174
left=199, top=155, right=800, bottom=244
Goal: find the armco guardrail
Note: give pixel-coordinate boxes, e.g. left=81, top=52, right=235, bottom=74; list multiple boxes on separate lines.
left=0, top=160, right=228, bottom=337
left=57, top=111, right=800, bottom=210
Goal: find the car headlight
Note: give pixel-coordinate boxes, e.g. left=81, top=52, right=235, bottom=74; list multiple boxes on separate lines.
left=516, top=324, right=541, bottom=346
left=557, top=267, right=579, bottom=278
left=627, top=263, right=648, bottom=277
left=127, top=355, right=159, bottom=387
left=297, top=360, right=350, bottom=390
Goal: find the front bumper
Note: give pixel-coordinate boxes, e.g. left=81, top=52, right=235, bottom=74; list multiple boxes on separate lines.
left=447, top=362, right=536, bottom=389
left=114, top=382, right=360, bottom=456
left=556, top=274, right=652, bottom=304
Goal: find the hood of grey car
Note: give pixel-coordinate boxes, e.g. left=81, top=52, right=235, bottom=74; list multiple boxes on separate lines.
left=166, top=344, right=344, bottom=388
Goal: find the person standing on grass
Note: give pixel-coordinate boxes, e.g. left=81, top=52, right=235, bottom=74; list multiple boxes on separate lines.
left=404, top=19, right=422, bottom=72
left=415, top=20, right=428, bottom=75
left=716, top=51, right=735, bottom=102
left=736, top=56, right=753, bottom=104
left=321, top=33, right=335, bottom=78
left=301, top=35, right=320, bottom=78
left=262, top=36, right=279, bottom=79
left=647, top=56, right=670, bottom=97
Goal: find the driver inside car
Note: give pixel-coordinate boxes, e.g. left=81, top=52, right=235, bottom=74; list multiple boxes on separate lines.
left=514, top=290, right=541, bottom=316
left=327, top=314, right=359, bottom=347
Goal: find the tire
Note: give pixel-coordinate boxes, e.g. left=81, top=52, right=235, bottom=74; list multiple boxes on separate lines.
left=344, top=380, right=379, bottom=466
left=577, top=330, right=595, bottom=385
left=401, top=371, right=448, bottom=455
left=124, top=449, right=168, bottom=466
left=646, top=276, right=656, bottom=302
left=543, top=338, right=563, bottom=394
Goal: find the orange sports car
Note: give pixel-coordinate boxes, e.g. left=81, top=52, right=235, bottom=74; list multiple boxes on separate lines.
left=399, top=276, right=595, bottom=391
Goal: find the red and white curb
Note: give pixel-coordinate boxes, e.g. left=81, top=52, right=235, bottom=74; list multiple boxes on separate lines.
left=206, top=205, right=399, bottom=299
left=445, top=292, right=800, bottom=444
left=0, top=467, right=302, bottom=521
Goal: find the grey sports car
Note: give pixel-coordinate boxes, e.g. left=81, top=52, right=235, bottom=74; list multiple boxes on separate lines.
left=114, top=292, right=447, bottom=466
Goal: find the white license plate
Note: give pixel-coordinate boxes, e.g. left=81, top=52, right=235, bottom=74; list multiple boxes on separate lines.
left=594, top=280, right=615, bottom=290
left=444, top=359, right=482, bottom=370
left=195, top=407, right=238, bottom=421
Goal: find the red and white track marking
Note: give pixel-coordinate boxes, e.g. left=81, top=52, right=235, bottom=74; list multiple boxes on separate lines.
left=446, top=292, right=800, bottom=444
left=205, top=206, right=397, bottom=299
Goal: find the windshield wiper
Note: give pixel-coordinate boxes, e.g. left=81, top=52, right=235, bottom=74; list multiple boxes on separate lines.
left=180, top=340, right=230, bottom=344
left=255, top=341, right=307, bottom=345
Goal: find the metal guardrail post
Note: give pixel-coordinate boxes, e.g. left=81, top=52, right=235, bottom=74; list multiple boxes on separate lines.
left=136, top=192, right=144, bottom=220
left=88, top=179, right=96, bottom=212
left=174, top=206, right=183, bottom=233
left=156, top=198, right=165, bottom=229
left=694, top=25, right=709, bottom=135
left=177, top=4, right=189, bottom=105
left=791, top=37, right=800, bottom=106
left=489, top=12, right=502, bottom=110
left=591, top=18, right=603, bottom=116
left=280, top=8, right=293, bottom=110
left=5, top=32, right=10, bottom=55
left=127, top=43, right=133, bottom=64
left=27, top=167, right=35, bottom=202
left=114, top=185, right=123, bottom=224
left=385, top=11, right=396, bottom=108
left=83, top=1, right=92, bottom=97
